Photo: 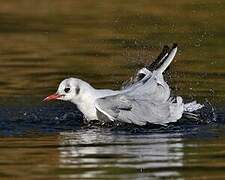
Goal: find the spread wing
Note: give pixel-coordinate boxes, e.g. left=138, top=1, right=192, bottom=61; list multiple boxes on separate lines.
left=95, top=71, right=184, bottom=125
left=95, top=44, right=184, bottom=125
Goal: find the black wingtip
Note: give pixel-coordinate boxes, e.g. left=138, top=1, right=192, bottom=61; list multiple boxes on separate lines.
left=146, top=43, right=178, bottom=72
left=146, top=45, right=170, bottom=71
left=162, top=45, right=170, bottom=52
left=172, top=43, right=178, bottom=49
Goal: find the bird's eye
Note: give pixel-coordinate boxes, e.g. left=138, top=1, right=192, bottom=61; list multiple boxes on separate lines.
left=64, top=87, right=70, bottom=93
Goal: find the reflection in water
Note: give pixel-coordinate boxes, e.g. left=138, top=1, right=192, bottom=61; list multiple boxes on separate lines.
left=58, top=130, right=184, bottom=179
left=0, top=0, right=224, bottom=179
left=1, top=130, right=225, bottom=179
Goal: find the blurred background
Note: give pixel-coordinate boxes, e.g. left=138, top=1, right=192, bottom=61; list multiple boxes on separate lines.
left=0, top=1, right=225, bottom=179
left=0, top=0, right=224, bottom=106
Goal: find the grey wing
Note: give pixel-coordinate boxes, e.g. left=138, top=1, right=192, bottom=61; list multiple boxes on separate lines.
left=124, top=70, right=171, bottom=103
left=95, top=44, right=182, bottom=126
left=95, top=94, right=184, bottom=126
left=95, top=72, right=184, bottom=126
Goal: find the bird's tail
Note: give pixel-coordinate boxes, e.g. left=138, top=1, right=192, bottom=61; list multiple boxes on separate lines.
left=184, top=101, right=204, bottom=112
left=155, top=43, right=178, bottom=74
left=182, top=100, right=216, bottom=123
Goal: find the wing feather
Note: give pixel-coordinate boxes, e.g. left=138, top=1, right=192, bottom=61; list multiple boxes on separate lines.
left=95, top=44, right=184, bottom=125
left=95, top=71, right=184, bottom=125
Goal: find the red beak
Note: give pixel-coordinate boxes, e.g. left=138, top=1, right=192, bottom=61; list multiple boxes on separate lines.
left=43, top=93, right=63, bottom=101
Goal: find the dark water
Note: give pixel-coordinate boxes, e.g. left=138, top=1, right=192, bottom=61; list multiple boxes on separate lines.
left=0, top=0, right=224, bottom=179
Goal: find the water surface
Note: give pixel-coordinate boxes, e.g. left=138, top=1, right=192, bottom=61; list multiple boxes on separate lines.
left=0, top=0, right=224, bottom=179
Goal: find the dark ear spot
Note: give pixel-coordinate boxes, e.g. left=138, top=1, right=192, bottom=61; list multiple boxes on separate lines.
left=76, top=86, right=80, bottom=95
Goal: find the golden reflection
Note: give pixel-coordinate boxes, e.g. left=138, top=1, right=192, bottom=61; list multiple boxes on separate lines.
left=0, top=135, right=59, bottom=178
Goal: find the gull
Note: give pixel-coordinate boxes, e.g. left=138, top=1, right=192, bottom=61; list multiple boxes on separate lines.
left=44, top=44, right=203, bottom=126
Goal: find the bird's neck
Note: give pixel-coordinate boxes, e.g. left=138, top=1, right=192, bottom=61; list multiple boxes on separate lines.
left=71, top=82, right=98, bottom=121
left=71, top=81, right=118, bottom=121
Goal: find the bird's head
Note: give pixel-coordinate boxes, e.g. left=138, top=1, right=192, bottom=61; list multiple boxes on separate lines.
left=43, top=78, right=82, bottom=102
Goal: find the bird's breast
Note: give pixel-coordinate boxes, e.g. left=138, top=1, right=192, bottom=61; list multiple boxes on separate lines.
left=76, top=99, right=98, bottom=121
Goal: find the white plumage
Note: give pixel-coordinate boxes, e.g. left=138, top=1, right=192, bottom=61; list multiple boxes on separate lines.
left=44, top=44, right=203, bottom=126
